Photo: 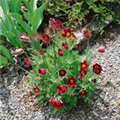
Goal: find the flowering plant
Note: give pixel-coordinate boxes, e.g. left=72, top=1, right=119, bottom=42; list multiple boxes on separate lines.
left=27, top=19, right=102, bottom=117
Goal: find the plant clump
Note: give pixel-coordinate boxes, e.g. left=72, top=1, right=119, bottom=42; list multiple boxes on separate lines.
left=27, top=18, right=102, bottom=117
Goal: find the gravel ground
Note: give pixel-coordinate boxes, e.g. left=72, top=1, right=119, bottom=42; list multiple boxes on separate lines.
left=0, top=26, right=120, bottom=120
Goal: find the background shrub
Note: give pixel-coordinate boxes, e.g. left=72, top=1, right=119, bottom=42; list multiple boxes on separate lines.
left=38, top=0, right=120, bottom=33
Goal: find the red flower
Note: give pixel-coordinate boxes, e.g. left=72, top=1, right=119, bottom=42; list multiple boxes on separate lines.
left=25, top=58, right=32, bottom=67
left=49, top=114, right=51, bottom=118
left=83, top=29, right=91, bottom=40
left=93, top=63, right=102, bottom=75
left=80, top=60, right=89, bottom=71
left=91, top=79, right=97, bottom=83
left=78, top=69, right=87, bottom=79
left=62, top=42, right=69, bottom=50
left=41, top=34, right=50, bottom=45
left=67, top=76, right=77, bottom=87
left=62, top=28, right=72, bottom=38
left=79, top=90, right=87, bottom=97
left=49, top=18, right=62, bottom=30
left=56, top=85, right=67, bottom=94
left=58, top=49, right=63, bottom=56
left=48, top=98, right=64, bottom=111
left=33, top=85, right=40, bottom=96
left=38, top=68, right=47, bottom=75
left=20, top=33, right=30, bottom=42
left=98, top=45, right=105, bottom=53
left=59, top=70, right=67, bottom=77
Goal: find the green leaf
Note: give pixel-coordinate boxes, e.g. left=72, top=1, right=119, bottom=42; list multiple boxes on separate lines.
left=22, top=0, right=33, bottom=13
left=85, top=0, right=97, bottom=5
left=23, top=11, right=33, bottom=24
left=3, top=31, right=23, bottom=47
left=31, top=40, right=41, bottom=50
left=0, top=45, right=14, bottom=63
left=0, top=9, right=12, bottom=31
left=19, top=21, right=34, bottom=37
left=3, top=33, right=16, bottom=46
left=11, top=28, right=24, bottom=47
left=0, top=17, right=7, bottom=34
left=12, top=13, right=23, bottom=22
left=29, top=0, right=38, bottom=11
left=0, top=0, right=9, bottom=13
left=8, top=37, right=23, bottom=48
left=0, top=55, right=8, bottom=67
left=9, top=0, right=22, bottom=13
left=0, top=11, right=23, bottom=47
left=31, top=3, right=47, bottom=32
left=0, top=20, right=2, bottom=34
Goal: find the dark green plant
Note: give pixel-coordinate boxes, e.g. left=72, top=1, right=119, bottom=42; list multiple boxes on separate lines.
left=38, top=0, right=120, bottom=33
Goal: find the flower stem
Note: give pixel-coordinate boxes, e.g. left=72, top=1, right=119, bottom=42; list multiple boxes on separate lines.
left=17, top=65, right=29, bottom=73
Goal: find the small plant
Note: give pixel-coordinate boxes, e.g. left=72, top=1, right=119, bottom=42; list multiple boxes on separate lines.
left=27, top=19, right=102, bottom=117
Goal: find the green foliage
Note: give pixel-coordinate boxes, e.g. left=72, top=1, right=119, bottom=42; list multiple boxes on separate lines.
left=0, top=0, right=9, bottom=13
left=0, top=0, right=23, bottom=47
left=31, top=40, right=41, bottom=51
left=0, top=0, right=47, bottom=47
left=9, top=0, right=22, bottom=13
left=116, top=14, right=120, bottom=25
left=38, top=0, right=120, bottom=33
left=22, top=2, right=47, bottom=33
left=0, top=55, right=8, bottom=67
left=0, top=44, right=14, bottom=67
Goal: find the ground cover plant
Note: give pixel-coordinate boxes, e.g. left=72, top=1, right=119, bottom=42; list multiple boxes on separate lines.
left=38, top=0, right=120, bottom=33
left=26, top=18, right=102, bottom=118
